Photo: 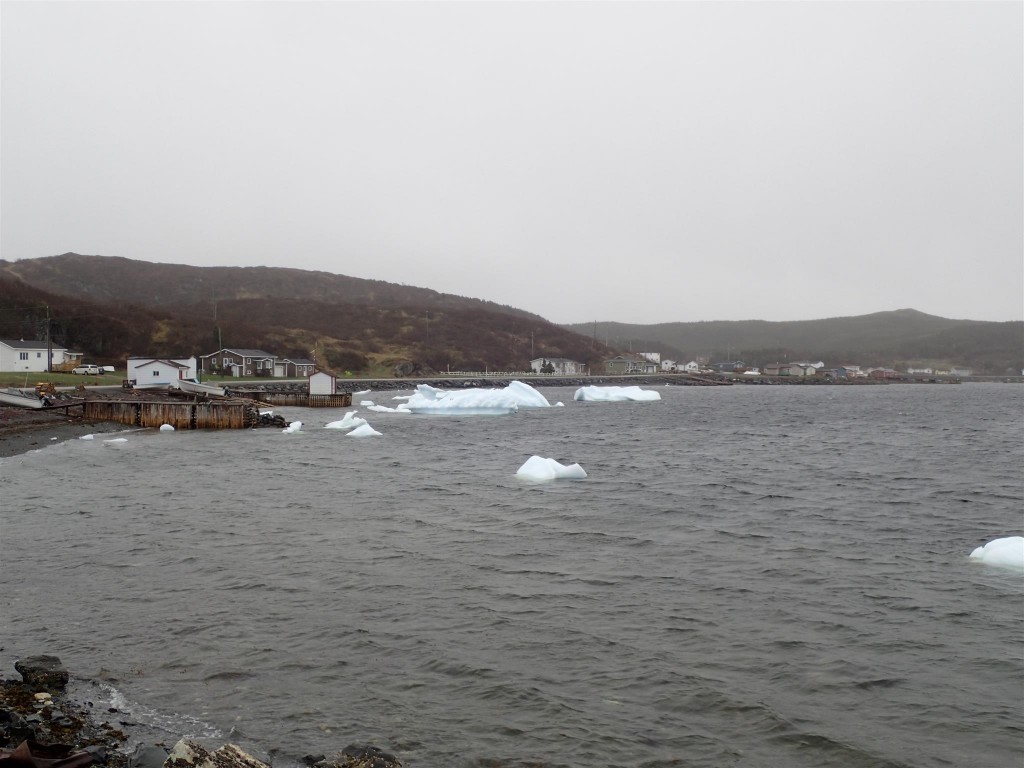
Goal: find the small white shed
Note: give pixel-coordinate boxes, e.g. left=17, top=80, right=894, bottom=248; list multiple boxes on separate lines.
left=309, top=370, right=336, bottom=396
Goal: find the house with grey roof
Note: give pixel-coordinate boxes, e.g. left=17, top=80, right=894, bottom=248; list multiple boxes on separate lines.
left=199, top=348, right=278, bottom=377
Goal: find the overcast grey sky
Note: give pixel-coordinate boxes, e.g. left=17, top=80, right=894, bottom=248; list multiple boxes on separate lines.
left=2, top=1, right=1021, bottom=325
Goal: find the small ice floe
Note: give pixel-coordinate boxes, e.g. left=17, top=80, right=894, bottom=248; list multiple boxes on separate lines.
left=50, top=437, right=58, bottom=441
left=159, top=424, right=175, bottom=432
left=103, top=438, right=128, bottom=444
left=574, top=385, right=661, bottom=402
left=359, top=400, right=375, bottom=407
left=515, top=455, right=588, bottom=482
left=347, top=423, right=382, bottom=437
left=282, top=421, right=303, bottom=434
left=367, top=404, right=409, bottom=414
left=259, top=410, right=273, bottom=417
left=324, top=411, right=368, bottom=430
left=79, top=434, right=95, bottom=441
left=555, top=402, right=565, bottom=407
left=353, top=389, right=372, bottom=396
left=969, top=536, right=1024, bottom=571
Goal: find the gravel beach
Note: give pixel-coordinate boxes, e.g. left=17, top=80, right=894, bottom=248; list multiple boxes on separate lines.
left=0, top=407, right=126, bottom=459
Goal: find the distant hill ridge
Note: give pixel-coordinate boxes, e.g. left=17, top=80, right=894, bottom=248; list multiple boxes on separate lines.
left=564, top=312, right=1023, bottom=374
left=1, top=254, right=1020, bottom=374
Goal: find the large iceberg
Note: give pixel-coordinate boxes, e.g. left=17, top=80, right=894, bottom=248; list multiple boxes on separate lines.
left=969, top=537, right=1024, bottom=571
left=282, top=421, right=303, bottom=434
left=573, top=385, right=661, bottom=402
left=402, top=381, right=549, bottom=415
left=515, top=455, right=588, bottom=482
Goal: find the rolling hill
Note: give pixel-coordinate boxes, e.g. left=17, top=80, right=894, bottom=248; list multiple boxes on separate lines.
left=0, top=254, right=611, bottom=374
left=2, top=253, right=1020, bottom=375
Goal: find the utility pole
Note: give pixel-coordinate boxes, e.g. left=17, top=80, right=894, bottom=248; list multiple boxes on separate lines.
left=45, top=305, right=52, bottom=373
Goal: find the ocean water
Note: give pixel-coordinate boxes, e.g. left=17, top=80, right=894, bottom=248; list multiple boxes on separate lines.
left=1, top=383, right=1021, bottom=768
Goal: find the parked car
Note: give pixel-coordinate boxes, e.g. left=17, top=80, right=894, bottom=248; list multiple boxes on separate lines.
left=72, top=364, right=102, bottom=375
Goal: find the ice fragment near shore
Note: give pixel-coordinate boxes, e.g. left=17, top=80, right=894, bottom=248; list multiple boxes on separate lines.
left=969, top=536, right=1024, bottom=571
left=347, top=423, right=382, bottom=437
left=324, top=411, right=367, bottom=430
left=516, top=455, right=588, bottom=482
left=79, top=434, right=95, bottom=440
left=573, top=385, right=661, bottom=402
left=159, top=424, right=175, bottom=432
left=103, top=438, right=128, bottom=444
left=282, top=421, right=302, bottom=434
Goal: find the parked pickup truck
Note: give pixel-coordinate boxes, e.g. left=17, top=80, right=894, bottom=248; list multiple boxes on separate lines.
left=72, top=364, right=102, bottom=375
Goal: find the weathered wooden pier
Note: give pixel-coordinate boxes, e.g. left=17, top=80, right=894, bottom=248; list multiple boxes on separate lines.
left=227, top=391, right=353, bottom=408
left=84, top=399, right=261, bottom=430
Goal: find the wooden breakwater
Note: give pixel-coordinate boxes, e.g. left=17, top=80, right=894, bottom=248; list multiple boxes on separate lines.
left=84, top=399, right=260, bottom=429
left=227, top=391, right=353, bottom=408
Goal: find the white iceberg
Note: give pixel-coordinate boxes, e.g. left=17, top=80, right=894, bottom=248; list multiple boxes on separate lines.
left=515, top=455, right=588, bottom=482
left=403, top=381, right=549, bottom=415
left=324, top=412, right=368, bottom=430
left=573, top=385, right=661, bottom=402
left=359, top=400, right=375, bottom=406
left=103, top=438, right=128, bottom=444
left=367, top=403, right=410, bottom=414
left=79, top=434, right=95, bottom=441
left=159, top=424, right=175, bottom=432
left=347, top=423, right=382, bottom=437
left=282, top=421, right=303, bottom=434
left=969, top=537, right=1024, bottom=571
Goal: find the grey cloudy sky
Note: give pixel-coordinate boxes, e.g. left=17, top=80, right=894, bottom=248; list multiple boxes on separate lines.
left=2, top=1, right=1021, bottom=325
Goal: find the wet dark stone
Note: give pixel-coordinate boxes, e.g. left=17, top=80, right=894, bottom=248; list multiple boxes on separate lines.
left=15, top=656, right=70, bottom=690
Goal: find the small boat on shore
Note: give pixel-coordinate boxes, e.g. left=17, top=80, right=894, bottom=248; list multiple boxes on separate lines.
left=0, top=387, right=45, bottom=409
left=174, top=379, right=227, bottom=397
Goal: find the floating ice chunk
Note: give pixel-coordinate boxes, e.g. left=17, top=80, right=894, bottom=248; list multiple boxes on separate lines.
left=347, top=423, right=382, bottom=437
left=353, top=389, right=372, bottom=395
left=259, top=410, right=273, bottom=416
left=402, top=381, right=551, bottom=415
left=367, top=403, right=411, bottom=414
left=515, top=455, right=588, bottom=482
left=555, top=402, right=565, bottom=407
left=392, top=394, right=412, bottom=401
left=969, top=537, right=1024, bottom=571
left=159, top=424, right=175, bottom=432
left=324, top=411, right=368, bottom=430
left=359, top=400, right=375, bottom=406
left=573, top=385, right=661, bottom=402
left=504, top=381, right=551, bottom=408
left=103, top=438, right=128, bottom=444
left=282, top=421, right=303, bottom=434
left=79, top=434, right=95, bottom=440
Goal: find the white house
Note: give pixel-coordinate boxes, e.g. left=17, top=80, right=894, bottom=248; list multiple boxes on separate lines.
left=639, top=352, right=661, bottom=364
left=309, top=370, right=337, bottom=395
left=529, top=357, right=585, bottom=375
left=661, top=359, right=677, bottom=371
left=0, top=339, right=74, bottom=372
left=127, top=357, right=198, bottom=387
left=681, top=361, right=701, bottom=373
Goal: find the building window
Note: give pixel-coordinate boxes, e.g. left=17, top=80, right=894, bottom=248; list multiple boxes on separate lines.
left=19, top=352, right=28, bottom=360
left=36, top=352, right=42, bottom=358
left=153, top=370, right=160, bottom=377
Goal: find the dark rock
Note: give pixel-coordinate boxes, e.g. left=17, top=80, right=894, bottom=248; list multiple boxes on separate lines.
left=15, top=657, right=69, bottom=691
left=301, top=756, right=326, bottom=767
left=337, top=744, right=400, bottom=768
left=128, top=745, right=168, bottom=768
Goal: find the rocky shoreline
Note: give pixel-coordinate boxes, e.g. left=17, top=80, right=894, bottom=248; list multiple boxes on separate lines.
left=0, top=657, right=400, bottom=768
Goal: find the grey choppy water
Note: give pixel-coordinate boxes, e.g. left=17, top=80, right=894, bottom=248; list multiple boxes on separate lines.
left=1, top=383, right=1021, bottom=768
